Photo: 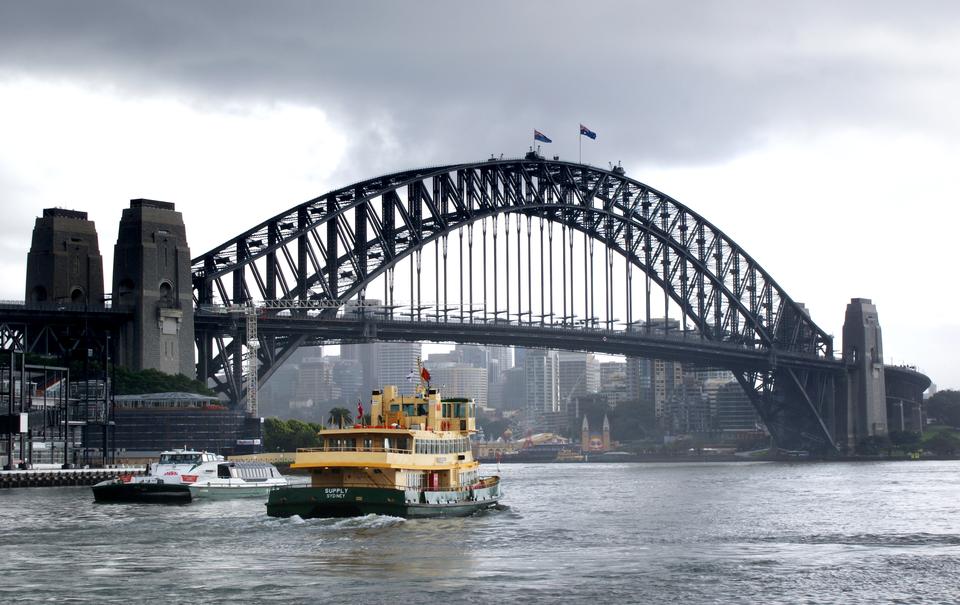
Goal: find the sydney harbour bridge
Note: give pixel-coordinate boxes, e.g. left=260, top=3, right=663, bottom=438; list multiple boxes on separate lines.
left=3, top=153, right=923, bottom=456
left=191, top=153, right=841, bottom=454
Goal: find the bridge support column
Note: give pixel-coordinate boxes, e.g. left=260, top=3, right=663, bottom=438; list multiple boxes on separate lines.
left=739, top=367, right=839, bottom=455
left=842, top=298, right=887, bottom=450
left=25, top=209, right=104, bottom=307
left=112, top=199, right=195, bottom=378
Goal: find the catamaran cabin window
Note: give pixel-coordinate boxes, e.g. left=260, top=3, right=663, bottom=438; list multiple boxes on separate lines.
left=160, top=453, right=202, bottom=464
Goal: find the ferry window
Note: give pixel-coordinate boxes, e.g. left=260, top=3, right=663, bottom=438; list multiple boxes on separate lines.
left=362, top=438, right=373, bottom=451
left=390, top=404, right=400, bottom=412
left=160, top=453, right=201, bottom=464
left=346, top=438, right=357, bottom=450
left=442, top=403, right=450, bottom=417
left=403, top=404, right=415, bottom=416
left=417, top=403, right=427, bottom=416
left=454, top=403, right=465, bottom=417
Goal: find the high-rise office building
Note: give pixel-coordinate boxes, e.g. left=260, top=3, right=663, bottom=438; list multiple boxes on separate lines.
left=558, top=352, right=600, bottom=414
left=487, top=346, right=514, bottom=383
left=599, top=361, right=629, bottom=408
left=455, top=344, right=488, bottom=369
left=377, top=341, right=423, bottom=395
left=429, top=362, right=488, bottom=409
left=525, top=349, right=559, bottom=428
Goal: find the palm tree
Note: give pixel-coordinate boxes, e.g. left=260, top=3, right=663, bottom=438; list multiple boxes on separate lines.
left=327, top=407, right=353, bottom=429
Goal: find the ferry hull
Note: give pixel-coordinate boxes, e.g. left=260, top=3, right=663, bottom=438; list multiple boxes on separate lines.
left=266, top=483, right=501, bottom=519
left=92, top=481, right=192, bottom=503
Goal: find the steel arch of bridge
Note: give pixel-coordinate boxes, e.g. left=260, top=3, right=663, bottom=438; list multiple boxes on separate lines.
left=192, top=156, right=841, bottom=453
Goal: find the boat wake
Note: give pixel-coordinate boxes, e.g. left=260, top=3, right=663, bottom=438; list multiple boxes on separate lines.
left=328, top=514, right=407, bottom=530
left=276, top=513, right=406, bottom=530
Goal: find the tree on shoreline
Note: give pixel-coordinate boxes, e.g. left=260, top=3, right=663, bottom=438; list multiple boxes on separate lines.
left=327, top=407, right=353, bottom=429
left=926, top=390, right=960, bottom=427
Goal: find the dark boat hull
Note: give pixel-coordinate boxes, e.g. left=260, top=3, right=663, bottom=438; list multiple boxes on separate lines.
left=92, top=481, right=192, bottom=503
left=266, top=483, right=501, bottom=519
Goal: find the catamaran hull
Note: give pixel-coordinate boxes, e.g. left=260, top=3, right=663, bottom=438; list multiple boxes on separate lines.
left=92, top=481, right=192, bottom=503
left=188, top=485, right=277, bottom=500
left=266, top=484, right=501, bottom=519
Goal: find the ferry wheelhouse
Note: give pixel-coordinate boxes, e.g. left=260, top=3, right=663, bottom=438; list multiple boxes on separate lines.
left=266, top=383, right=501, bottom=518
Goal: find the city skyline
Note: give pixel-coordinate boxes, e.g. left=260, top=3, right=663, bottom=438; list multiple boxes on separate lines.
left=1, top=2, right=957, bottom=388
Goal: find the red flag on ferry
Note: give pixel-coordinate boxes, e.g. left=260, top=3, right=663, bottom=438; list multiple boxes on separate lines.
left=421, top=367, right=431, bottom=383
left=357, top=399, right=364, bottom=425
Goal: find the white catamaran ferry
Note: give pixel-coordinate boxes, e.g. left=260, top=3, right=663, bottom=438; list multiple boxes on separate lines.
left=92, top=448, right=287, bottom=503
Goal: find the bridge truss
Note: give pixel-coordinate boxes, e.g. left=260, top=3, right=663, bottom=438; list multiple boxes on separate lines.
left=192, top=155, right=843, bottom=453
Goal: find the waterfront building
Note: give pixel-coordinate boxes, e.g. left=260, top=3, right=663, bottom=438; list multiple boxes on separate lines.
left=83, top=392, right=262, bottom=457
left=664, top=377, right=711, bottom=434
left=715, top=380, right=760, bottom=432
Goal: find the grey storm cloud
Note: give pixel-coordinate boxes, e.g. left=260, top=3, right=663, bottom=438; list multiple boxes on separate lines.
left=1, top=0, right=958, bottom=176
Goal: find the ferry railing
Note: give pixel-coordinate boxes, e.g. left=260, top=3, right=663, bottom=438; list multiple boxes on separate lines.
left=296, top=445, right=414, bottom=455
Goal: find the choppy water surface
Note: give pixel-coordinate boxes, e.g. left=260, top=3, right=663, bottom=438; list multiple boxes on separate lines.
left=2, top=461, right=959, bottom=604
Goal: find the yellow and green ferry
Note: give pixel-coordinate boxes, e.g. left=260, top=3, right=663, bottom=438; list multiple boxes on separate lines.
left=266, top=381, right=501, bottom=519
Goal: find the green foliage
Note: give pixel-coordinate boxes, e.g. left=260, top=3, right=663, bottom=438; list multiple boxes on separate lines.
left=923, top=430, right=960, bottom=456
left=926, top=390, right=960, bottom=428
left=113, top=367, right=215, bottom=396
left=856, top=435, right=891, bottom=456
left=327, top=407, right=353, bottom=429
left=263, top=417, right=324, bottom=451
left=479, top=418, right=512, bottom=441
left=888, top=430, right=922, bottom=450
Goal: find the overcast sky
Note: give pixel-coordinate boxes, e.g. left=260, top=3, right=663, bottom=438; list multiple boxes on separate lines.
left=1, top=1, right=957, bottom=388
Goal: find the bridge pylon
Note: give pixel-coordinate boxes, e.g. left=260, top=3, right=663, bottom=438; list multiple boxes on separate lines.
left=112, top=199, right=195, bottom=378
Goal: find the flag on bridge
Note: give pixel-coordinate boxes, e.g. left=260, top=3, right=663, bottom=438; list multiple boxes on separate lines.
left=580, top=124, right=597, bottom=140
left=357, top=399, right=364, bottom=426
left=421, top=366, right=431, bottom=384
left=406, top=369, right=417, bottom=382
left=534, top=130, right=552, bottom=143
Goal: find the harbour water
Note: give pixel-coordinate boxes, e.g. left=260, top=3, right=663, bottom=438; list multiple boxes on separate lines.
left=1, top=461, right=959, bottom=604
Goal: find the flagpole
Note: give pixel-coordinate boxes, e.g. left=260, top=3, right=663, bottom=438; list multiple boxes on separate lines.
left=579, top=129, right=582, bottom=164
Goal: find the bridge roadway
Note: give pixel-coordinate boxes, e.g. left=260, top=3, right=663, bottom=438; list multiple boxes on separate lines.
left=194, top=311, right=843, bottom=374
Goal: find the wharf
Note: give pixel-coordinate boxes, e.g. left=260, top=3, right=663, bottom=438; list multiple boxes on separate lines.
left=0, top=466, right=145, bottom=488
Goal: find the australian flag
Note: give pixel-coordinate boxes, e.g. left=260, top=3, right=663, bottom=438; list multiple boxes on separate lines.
left=580, top=124, right=597, bottom=140
left=534, top=130, right=552, bottom=143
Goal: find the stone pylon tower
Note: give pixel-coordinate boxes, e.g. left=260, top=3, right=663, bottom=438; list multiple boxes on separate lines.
left=25, top=209, right=104, bottom=306
left=842, top=298, right=886, bottom=449
left=580, top=415, right=589, bottom=453
left=112, top=199, right=195, bottom=378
